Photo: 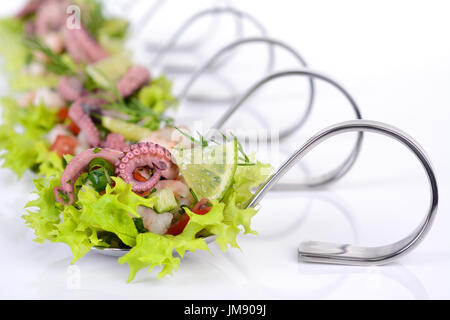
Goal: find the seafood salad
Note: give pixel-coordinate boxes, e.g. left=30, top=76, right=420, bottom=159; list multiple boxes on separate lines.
left=0, top=0, right=175, bottom=177
left=0, top=1, right=274, bottom=281
left=24, top=133, right=272, bottom=281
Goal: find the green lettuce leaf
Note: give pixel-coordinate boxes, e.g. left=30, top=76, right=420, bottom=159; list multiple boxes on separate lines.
left=24, top=150, right=272, bottom=282
left=232, top=161, right=273, bottom=207
left=97, top=19, right=129, bottom=55
left=98, top=18, right=129, bottom=39
left=24, top=176, right=63, bottom=243
left=77, top=178, right=157, bottom=247
left=138, top=75, right=177, bottom=115
left=118, top=232, right=208, bottom=282
left=0, top=18, right=60, bottom=91
left=0, top=97, right=63, bottom=177
left=53, top=205, right=101, bottom=263
left=74, top=0, right=105, bottom=37
left=118, top=192, right=267, bottom=282
left=0, top=17, right=30, bottom=74
left=23, top=176, right=158, bottom=264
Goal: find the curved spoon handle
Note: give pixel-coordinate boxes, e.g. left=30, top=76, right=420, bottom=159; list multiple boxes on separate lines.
left=130, top=0, right=167, bottom=36
left=220, top=69, right=363, bottom=188
left=248, top=120, right=438, bottom=265
left=152, top=7, right=267, bottom=71
left=178, top=37, right=312, bottom=106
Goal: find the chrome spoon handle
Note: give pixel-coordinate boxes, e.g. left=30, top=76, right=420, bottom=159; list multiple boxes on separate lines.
left=247, top=119, right=438, bottom=265
left=178, top=37, right=313, bottom=106
left=218, top=69, right=363, bottom=188
left=152, top=7, right=270, bottom=73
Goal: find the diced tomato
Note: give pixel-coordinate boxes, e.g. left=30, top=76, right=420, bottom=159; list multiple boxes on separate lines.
left=57, top=107, right=69, bottom=122
left=50, top=135, right=79, bottom=157
left=166, top=213, right=190, bottom=236
left=133, top=168, right=149, bottom=182
left=57, top=107, right=80, bottom=135
left=165, top=198, right=212, bottom=236
left=192, top=198, right=212, bottom=215
left=68, top=121, right=80, bottom=135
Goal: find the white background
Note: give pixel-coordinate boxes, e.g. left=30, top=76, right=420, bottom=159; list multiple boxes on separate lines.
left=0, top=0, right=449, bottom=299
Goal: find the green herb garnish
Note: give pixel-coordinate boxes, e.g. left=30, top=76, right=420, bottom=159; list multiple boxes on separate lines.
left=133, top=217, right=148, bottom=234
left=23, top=38, right=76, bottom=76
left=189, top=188, right=199, bottom=203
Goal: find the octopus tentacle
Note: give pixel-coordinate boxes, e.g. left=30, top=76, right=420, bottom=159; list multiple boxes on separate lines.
left=66, top=65, right=150, bottom=148
left=54, top=148, right=124, bottom=205
left=58, top=76, right=84, bottom=101
left=103, top=133, right=128, bottom=151
left=69, top=97, right=104, bottom=147
left=117, top=66, right=151, bottom=98
left=16, top=0, right=47, bottom=18
left=64, top=24, right=109, bottom=64
left=115, top=142, right=179, bottom=193
left=35, top=0, right=67, bottom=35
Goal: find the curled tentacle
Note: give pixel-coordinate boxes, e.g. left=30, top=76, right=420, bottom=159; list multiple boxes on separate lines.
left=64, top=24, right=109, bottom=63
left=117, top=66, right=151, bottom=98
left=66, top=65, right=151, bottom=147
left=115, top=142, right=179, bottom=193
left=103, top=133, right=128, bottom=151
left=54, top=148, right=124, bottom=205
left=58, top=76, right=84, bottom=101
left=69, top=97, right=104, bottom=147
left=16, top=0, right=47, bottom=18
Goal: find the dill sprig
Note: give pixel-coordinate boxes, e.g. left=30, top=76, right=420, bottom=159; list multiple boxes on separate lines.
left=102, top=86, right=174, bottom=130
left=24, top=38, right=76, bottom=76
left=174, top=129, right=255, bottom=166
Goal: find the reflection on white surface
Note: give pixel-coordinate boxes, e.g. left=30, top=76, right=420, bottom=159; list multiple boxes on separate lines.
left=0, top=167, right=447, bottom=299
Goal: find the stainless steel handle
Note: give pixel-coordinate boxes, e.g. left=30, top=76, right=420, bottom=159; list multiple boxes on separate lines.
left=129, top=0, right=167, bottom=37
left=217, top=69, right=363, bottom=188
left=247, top=120, right=438, bottom=265
left=178, top=37, right=313, bottom=106
left=151, top=7, right=269, bottom=72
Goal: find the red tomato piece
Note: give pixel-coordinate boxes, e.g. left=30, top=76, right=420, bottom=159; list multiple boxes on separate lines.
left=50, top=135, right=78, bottom=157
left=57, top=107, right=80, bottom=135
left=57, top=107, right=69, bottom=122
left=192, top=198, right=212, bottom=215
left=165, top=199, right=212, bottom=236
left=68, top=121, right=80, bottom=135
left=166, top=213, right=190, bottom=236
left=133, top=168, right=149, bottom=182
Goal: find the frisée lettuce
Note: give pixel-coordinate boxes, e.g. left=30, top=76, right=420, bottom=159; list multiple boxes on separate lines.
left=0, top=97, right=64, bottom=177
left=23, top=159, right=272, bottom=282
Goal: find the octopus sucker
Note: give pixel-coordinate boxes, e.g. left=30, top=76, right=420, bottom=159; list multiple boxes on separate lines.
left=54, top=148, right=124, bottom=205
left=116, top=142, right=179, bottom=193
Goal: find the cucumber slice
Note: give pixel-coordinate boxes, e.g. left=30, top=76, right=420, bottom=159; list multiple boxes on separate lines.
left=153, top=188, right=178, bottom=213
left=102, top=116, right=153, bottom=141
left=86, top=53, right=131, bottom=89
